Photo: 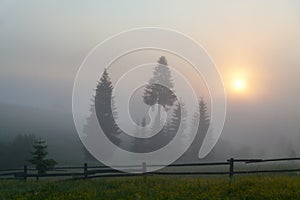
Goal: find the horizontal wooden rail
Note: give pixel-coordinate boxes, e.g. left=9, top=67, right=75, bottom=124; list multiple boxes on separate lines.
left=150, top=171, right=229, bottom=175
left=246, top=157, right=300, bottom=163
left=1, top=157, right=300, bottom=181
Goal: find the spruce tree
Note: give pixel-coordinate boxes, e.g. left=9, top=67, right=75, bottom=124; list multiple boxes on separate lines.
left=95, top=69, right=120, bottom=145
left=28, top=138, right=57, bottom=175
left=82, top=99, right=100, bottom=161
left=82, top=69, right=120, bottom=160
left=198, top=97, right=210, bottom=135
left=143, top=56, right=176, bottom=109
left=143, top=56, right=176, bottom=140
left=184, top=97, right=210, bottom=162
left=166, top=101, right=187, bottom=138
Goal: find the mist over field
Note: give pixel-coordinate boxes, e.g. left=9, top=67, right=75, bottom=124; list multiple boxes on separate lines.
left=0, top=0, right=300, bottom=169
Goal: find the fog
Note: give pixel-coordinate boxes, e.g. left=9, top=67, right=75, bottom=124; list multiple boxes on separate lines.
left=0, top=1, right=300, bottom=167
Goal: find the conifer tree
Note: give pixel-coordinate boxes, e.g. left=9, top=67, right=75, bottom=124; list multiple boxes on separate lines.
left=143, top=56, right=176, bottom=142
left=28, top=138, right=57, bottom=175
left=82, top=69, right=120, bottom=159
left=167, top=101, right=187, bottom=136
left=198, top=97, right=210, bottom=135
left=183, top=98, right=210, bottom=162
left=95, top=69, right=120, bottom=145
left=143, top=56, right=176, bottom=109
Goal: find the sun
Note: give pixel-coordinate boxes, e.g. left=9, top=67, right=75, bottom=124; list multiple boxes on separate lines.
left=224, top=67, right=260, bottom=99
left=233, top=79, right=246, bottom=91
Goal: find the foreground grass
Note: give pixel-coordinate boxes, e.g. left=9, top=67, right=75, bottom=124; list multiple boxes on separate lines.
left=1, top=175, right=300, bottom=200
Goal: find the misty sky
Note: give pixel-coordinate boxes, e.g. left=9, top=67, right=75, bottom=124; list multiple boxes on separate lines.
left=1, top=1, right=300, bottom=155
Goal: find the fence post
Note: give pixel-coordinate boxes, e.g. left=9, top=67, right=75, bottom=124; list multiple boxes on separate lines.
left=142, top=162, right=147, bottom=181
left=229, top=158, right=234, bottom=180
left=84, top=163, right=88, bottom=179
left=142, top=162, right=147, bottom=174
left=23, top=165, right=27, bottom=182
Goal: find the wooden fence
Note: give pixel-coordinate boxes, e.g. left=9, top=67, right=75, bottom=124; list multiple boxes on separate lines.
left=1, top=157, right=300, bottom=181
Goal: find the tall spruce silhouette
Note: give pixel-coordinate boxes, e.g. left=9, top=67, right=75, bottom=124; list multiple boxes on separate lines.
left=198, top=98, right=210, bottom=132
left=94, top=69, right=120, bottom=145
left=183, top=97, right=210, bottom=162
left=143, top=56, right=176, bottom=109
left=164, top=101, right=187, bottom=147
left=143, top=56, right=176, bottom=135
left=82, top=101, right=99, bottom=161
left=82, top=69, right=120, bottom=159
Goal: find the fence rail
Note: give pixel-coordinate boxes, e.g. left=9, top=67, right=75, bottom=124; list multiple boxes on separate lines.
left=1, top=157, right=300, bottom=181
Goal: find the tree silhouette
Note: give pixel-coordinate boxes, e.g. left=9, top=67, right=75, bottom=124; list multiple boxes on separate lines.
left=143, top=56, right=176, bottom=141
left=183, top=97, right=210, bottom=162
left=28, top=138, right=57, bottom=175
left=82, top=97, right=101, bottom=162
left=95, top=69, right=120, bottom=145
left=82, top=69, right=121, bottom=159
left=198, top=98, right=210, bottom=134
left=143, top=56, right=176, bottom=109
left=164, top=101, right=187, bottom=147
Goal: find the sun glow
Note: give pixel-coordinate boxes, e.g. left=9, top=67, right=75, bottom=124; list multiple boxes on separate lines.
left=224, top=67, right=252, bottom=97
left=222, top=64, right=265, bottom=100
left=233, top=79, right=246, bottom=91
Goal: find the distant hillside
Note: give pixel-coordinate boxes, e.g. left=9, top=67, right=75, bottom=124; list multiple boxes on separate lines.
left=0, top=102, right=86, bottom=165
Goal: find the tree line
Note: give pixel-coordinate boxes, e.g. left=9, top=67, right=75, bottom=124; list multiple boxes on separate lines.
left=0, top=134, right=37, bottom=169
left=0, top=134, right=56, bottom=174
left=0, top=56, right=211, bottom=171
left=83, top=56, right=210, bottom=162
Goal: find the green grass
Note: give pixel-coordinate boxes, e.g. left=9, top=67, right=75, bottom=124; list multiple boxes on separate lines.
left=1, top=175, right=300, bottom=199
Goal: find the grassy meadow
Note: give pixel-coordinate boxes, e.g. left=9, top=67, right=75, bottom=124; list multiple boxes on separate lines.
left=1, top=175, right=300, bottom=199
